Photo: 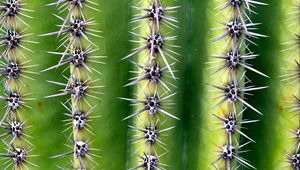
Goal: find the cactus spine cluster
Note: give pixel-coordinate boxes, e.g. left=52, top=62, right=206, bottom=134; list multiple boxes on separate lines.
left=209, top=0, right=268, bottom=169
left=0, top=0, right=38, bottom=169
left=122, top=0, right=180, bottom=169
left=0, top=0, right=39, bottom=169
left=42, top=0, right=103, bottom=169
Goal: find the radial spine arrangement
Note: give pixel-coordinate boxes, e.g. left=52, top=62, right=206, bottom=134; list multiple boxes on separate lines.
left=42, top=0, right=103, bottom=169
left=210, top=0, right=268, bottom=169
left=0, top=0, right=38, bottom=169
left=122, top=0, right=180, bottom=169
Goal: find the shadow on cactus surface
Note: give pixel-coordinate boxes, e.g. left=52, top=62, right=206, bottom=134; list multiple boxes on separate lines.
left=0, top=0, right=297, bottom=170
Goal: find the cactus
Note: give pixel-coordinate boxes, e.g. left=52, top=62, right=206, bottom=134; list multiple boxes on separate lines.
left=280, top=0, right=300, bottom=169
left=0, top=0, right=297, bottom=169
left=207, top=0, right=268, bottom=169
left=41, top=0, right=103, bottom=169
left=0, top=0, right=38, bottom=169
left=122, top=0, right=180, bottom=169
